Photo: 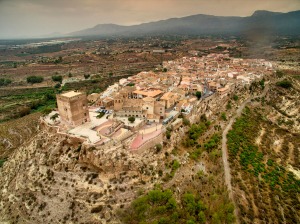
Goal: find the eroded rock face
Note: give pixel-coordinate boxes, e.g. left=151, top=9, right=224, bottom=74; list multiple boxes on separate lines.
left=0, top=123, right=163, bottom=224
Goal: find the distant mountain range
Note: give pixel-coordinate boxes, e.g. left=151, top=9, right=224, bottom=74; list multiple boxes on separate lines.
left=68, top=10, right=300, bottom=37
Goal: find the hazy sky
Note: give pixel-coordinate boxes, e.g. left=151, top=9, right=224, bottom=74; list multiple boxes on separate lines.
left=0, top=0, right=299, bottom=38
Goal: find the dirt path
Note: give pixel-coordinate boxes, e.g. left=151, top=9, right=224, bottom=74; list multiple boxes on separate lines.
left=221, top=84, right=269, bottom=223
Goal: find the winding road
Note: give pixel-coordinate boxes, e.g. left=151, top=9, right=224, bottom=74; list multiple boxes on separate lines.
left=221, top=84, right=269, bottom=223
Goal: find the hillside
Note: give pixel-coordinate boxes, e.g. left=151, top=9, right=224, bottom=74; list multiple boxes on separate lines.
left=228, top=71, right=300, bottom=223
left=69, top=10, right=300, bottom=37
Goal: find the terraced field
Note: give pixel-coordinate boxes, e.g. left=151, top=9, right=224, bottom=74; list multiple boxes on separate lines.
left=228, top=73, right=300, bottom=223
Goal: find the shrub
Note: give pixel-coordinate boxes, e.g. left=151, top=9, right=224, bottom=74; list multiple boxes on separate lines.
left=127, top=83, right=135, bottom=86
left=97, top=112, right=105, bottom=118
left=276, top=70, right=284, bottom=78
left=51, top=75, right=63, bottom=83
left=54, top=83, right=61, bottom=89
left=18, top=106, right=31, bottom=117
left=42, top=107, right=53, bottom=115
left=156, top=144, right=162, bottom=152
left=221, top=112, right=227, bottom=121
left=84, top=74, right=90, bottom=79
left=0, top=78, right=12, bottom=86
left=50, top=113, right=59, bottom=121
left=166, top=130, right=171, bottom=139
left=128, top=116, right=135, bottom=123
left=183, top=117, right=190, bottom=126
left=27, top=76, right=44, bottom=84
left=226, top=102, right=232, bottom=110
left=0, top=158, right=7, bottom=167
left=276, top=80, right=292, bottom=89
left=195, top=91, right=202, bottom=100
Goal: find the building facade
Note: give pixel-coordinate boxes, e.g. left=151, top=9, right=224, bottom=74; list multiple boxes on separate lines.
left=57, top=91, right=90, bottom=126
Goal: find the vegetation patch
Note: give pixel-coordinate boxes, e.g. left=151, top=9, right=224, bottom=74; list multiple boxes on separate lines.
left=227, top=106, right=300, bottom=223
left=0, top=78, right=12, bottom=86
left=120, top=188, right=235, bottom=224
left=276, top=79, right=292, bottom=89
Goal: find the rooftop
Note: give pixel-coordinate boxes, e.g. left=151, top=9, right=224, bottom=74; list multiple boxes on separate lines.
left=61, top=91, right=83, bottom=98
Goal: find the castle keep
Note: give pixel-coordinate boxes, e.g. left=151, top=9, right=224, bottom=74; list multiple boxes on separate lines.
left=56, top=91, right=90, bottom=126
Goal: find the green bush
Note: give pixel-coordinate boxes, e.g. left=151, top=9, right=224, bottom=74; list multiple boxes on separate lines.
left=97, top=112, right=105, bottom=118
left=27, top=76, right=44, bottom=84
left=204, top=134, right=221, bottom=152
left=166, top=130, right=171, bottom=139
left=120, top=189, right=210, bottom=224
left=128, top=116, right=135, bottom=123
left=0, top=158, right=7, bottom=167
left=195, top=91, right=202, bottom=100
left=51, top=75, right=63, bottom=83
left=276, top=80, right=292, bottom=89
left=0, top=78, right=12, bottom=86
left=221, top=112, right=227, bottom=121
left=156, top=144, right=162, bottom=152
left=84, top=74, right=90, bottom=79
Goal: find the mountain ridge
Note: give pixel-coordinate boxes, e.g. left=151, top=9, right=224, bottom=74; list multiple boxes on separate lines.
left=68, top=10, right=300, bottom=37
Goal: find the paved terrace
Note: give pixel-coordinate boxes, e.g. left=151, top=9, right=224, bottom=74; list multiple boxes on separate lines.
left=68, top=109, right=109, bottom=144
left=130, top=129, right=162, bottom=150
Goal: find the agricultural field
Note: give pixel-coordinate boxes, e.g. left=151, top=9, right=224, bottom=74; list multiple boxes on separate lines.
left=0, top=112, right=41, bottom=159
left=0, top=87, right=56, bottom=122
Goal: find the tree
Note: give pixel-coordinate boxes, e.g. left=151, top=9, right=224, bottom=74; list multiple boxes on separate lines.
left=155, top=144, right=162, bottom=153
left=84, top=74, right=90, bottom=79
left=221, top=112, right=227, bottom=121
left=54, top=56, right=63, bottom=64
left=18, top=106, right=31, bottom=117
left=198, top=211, right=206, bottom=224
left=276, top=80, right=292, bottom=89
left=0, top=78, right=12, bottom=86
left=27, top=76, right=44, bottom=84
left=166, top=130, right=171, bottom=139
left=42, top=107, right=53, bottom=115
left=128, top=116, right=135, bottom=123
left=54, top=83, right=61, bottom=89
left=127, top=83, right=135, bottom=86
left=50, top=113, right=59, bottom=122
left=163, top=68, right=168, bottom=72
left=226, top=102, right=232, bottom=110
left=52, top=75, right=63, bottom=83
left=233, top=95, right=238, bottom=101
left=259, top=78, right=265, bottom=89
left=195, top=91, right=202, bottom=100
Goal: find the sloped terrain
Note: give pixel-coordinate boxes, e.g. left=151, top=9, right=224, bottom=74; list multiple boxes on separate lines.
left=228, top=72, right=300, bottom=223
left=0, top=112, right=41, bottom=158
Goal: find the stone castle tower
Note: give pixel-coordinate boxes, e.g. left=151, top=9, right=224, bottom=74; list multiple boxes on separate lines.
left=56, top=91, right=90, bottom=127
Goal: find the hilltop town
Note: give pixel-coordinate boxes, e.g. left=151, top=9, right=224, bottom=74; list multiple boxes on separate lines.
left=1, top=39, right=300, bottom=224
left=45, top=53, right=273, bottom=153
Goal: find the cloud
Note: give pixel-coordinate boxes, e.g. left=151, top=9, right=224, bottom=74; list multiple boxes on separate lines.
left=0, top=0, right=299, bottom=38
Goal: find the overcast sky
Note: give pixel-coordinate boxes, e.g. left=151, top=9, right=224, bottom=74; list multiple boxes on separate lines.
left=0, top=0, right=299, bottom=39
